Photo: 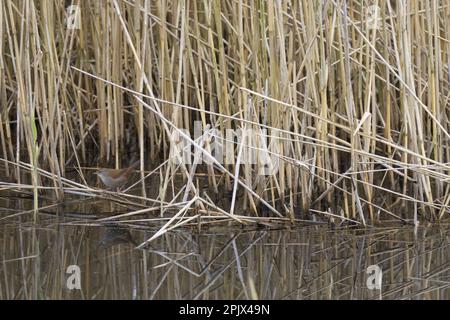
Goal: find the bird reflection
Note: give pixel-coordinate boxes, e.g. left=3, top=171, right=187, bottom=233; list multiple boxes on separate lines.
left=99, top=226, right=137, bottom=248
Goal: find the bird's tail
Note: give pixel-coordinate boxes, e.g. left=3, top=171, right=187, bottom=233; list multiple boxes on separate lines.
left=126, top=159, right=140, bottom=173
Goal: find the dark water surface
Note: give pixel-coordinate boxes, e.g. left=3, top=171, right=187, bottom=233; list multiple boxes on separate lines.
left=0, top=166, right=449, bottom=299
left=0, top=204, right=448, bottom=299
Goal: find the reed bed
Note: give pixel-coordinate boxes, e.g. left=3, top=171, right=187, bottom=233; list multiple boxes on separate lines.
left=1, top=0, right=449, bottom=228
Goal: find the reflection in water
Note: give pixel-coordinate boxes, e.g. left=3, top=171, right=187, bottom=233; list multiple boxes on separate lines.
left=0, top=215, right=448, bottom=299
left=99, top=227, right=137, bottom=248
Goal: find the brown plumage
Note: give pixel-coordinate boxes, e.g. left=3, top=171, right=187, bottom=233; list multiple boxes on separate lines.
left=95, top=160, right=140, bottom=189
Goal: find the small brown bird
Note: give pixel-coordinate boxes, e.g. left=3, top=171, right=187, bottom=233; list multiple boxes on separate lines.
left=95, top=160, right=140, bottom=190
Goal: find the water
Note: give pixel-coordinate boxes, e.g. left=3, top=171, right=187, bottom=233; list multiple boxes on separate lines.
left=0, top=167, right=449, bottom=299
left=1, top=209, right=448, bottom=299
